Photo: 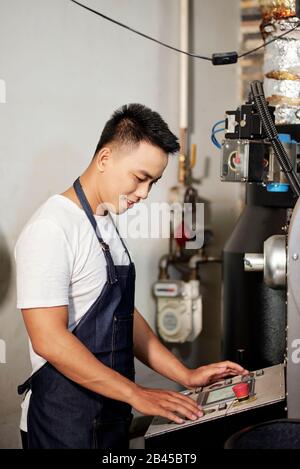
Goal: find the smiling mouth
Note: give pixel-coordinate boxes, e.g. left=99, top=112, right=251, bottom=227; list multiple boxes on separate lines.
left=127, top=198, right=139, bottom=205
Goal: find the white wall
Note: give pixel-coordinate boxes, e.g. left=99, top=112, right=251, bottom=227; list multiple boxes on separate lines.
left=0, top=0, right=240, bottom=448
left=189, top=0, right=241, bottom=364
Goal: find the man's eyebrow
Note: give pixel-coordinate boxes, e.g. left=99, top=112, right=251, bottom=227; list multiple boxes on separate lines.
left=138, top=170, right=162, bottom=182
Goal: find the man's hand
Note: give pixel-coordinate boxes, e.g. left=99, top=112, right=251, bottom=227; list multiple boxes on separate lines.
left=128, top=385, right=203, bottom=424
left=184, top=361, right=249, bottom=388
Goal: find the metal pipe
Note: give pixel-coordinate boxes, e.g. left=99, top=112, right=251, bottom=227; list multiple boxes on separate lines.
left=244, top=253, right=264, bottom=272
left=178, top=0, right=190, bottom=183
left=180, top=0, right=189, bottom=134
left=189, top=254, right=222, bottom=270
left=158, top=254, right=171, bottom=280
left=188, top=253, right=222, bottom=280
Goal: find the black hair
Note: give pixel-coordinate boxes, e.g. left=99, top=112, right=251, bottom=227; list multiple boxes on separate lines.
left=93, top=103, right=180, bottom=157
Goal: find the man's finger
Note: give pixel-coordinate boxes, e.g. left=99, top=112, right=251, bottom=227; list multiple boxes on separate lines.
left=161, top=409, right=184, bottom=424
left=221, top=361, right=248, bottom=373
left=166, top=396, right=203, bottom=416
left=167, top=391, right=198, bottom=406
left=162, top=402, right=202, bottom=421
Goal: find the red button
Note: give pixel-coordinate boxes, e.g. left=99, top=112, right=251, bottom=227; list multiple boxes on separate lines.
left=232, top=383, right=249, bottom=400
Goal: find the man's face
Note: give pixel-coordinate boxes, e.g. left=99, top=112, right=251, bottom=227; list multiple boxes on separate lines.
left=96, top=141, right=169, bottom=214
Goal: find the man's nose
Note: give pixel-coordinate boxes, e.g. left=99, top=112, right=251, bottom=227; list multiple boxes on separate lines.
left=136, top=183, right=150, bottom=200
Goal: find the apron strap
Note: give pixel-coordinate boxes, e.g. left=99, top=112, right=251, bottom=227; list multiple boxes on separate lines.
left=73, top=177, right=117, bottom=284
left=17, top=362, right=50, bottom=395
left=17, top=377, right=31, bottom=395
left=108, top=212, right=133, bottom=264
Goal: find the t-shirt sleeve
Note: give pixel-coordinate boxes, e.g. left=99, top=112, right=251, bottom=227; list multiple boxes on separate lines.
left=15, top=218, right=74, bottom=309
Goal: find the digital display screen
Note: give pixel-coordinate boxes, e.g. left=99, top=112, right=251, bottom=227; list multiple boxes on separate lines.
left=206, top=385, right=236, bottom=404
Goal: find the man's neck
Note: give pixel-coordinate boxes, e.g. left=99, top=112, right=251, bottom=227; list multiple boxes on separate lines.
left=61, top=171, right=107, bottom=216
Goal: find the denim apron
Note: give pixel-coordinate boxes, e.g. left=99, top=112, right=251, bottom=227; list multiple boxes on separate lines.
left=18, top=177, right=136, bottom=449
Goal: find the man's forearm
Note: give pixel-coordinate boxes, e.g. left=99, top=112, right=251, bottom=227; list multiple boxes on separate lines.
left=37, top=328, right=136, bottom=404
left=133, top=308, right=190, bottom=387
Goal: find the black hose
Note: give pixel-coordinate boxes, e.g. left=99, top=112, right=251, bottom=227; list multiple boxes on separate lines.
left=250, top=81, right=300, bottom=198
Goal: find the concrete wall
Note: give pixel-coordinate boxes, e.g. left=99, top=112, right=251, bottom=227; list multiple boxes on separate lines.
left=0, top=0, right=240, bottom=448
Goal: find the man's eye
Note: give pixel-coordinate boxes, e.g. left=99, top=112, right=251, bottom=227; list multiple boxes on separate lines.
left=135, top=175, right=146, bottom=182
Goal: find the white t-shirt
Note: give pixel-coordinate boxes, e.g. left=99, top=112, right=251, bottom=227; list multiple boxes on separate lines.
left=15, top=194, right=131, bottom=432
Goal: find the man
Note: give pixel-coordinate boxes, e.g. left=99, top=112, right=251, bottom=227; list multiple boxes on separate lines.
left=15, top=104, right=247, bottom=449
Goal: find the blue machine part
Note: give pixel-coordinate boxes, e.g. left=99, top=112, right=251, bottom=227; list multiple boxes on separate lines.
left=266, top=134, right=298, bottom=192
left=278, top=133, right=298, bottom=144
left=267, top=183, right=290, bottom=193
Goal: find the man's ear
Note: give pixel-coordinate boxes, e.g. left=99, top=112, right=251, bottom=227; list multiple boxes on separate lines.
left=96, top=147, right=112, bottom=172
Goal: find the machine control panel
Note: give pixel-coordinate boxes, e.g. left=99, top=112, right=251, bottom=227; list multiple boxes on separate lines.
left=145, top=364, right=285, bottom=440
left=197, top=376, right=255, bottom=407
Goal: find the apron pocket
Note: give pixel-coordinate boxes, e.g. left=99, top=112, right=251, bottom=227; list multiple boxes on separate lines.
left=112, top=314, right=134, bottom=351
left=92, top=414, right=133, bottom=450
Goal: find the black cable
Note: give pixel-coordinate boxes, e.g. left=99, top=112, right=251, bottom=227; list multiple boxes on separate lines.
left=70, top=0, right=300, bottom=66
left=69, top=0, right=211, bottom=61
